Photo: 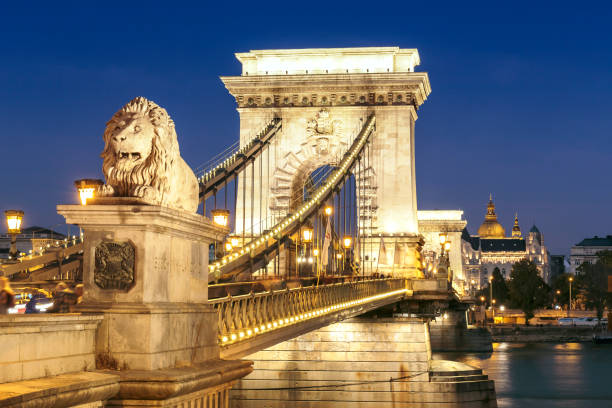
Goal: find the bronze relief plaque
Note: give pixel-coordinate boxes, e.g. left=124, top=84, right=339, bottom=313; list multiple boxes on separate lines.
left=94, top=241, right=135, bottom=290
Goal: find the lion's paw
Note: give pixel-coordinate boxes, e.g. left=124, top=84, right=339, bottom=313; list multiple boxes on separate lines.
left=132, top=185, right=160, bottom=202
left=98, top=184, right=115, bottom=197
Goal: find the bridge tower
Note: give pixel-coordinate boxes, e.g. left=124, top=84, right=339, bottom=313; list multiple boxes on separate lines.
left=221, top=47, right=431, bottom=278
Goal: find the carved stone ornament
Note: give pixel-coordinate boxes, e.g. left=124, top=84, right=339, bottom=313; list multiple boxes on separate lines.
left=97, top=96, right=199, bottom=212
left=94, top=241, right=135, bottom=290
left=303, top=109, right=345, bottom=157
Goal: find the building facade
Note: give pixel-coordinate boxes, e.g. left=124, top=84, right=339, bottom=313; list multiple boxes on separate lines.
left=461, top=197, right=550, bottom=289
left=569, top=235, right=612, bottom=274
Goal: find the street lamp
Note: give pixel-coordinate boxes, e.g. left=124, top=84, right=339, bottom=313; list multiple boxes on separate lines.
left=568, top=276, right=574, bottom=318
left=229, top=236, right=240, bottom=249
left=211, top=209, right=230, bottom=227
left=324, top=206, right=333, bottom=216
left=302, top=227, right=313, bottom=243
left=74, top=179, right=104, bottom=205
left=343, top=236, right=352, bottom=249
left=5, top=210, right=24, bottom=260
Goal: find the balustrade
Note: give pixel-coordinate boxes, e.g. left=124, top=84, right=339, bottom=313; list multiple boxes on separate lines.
left=210, top=278, right=406, bottom=344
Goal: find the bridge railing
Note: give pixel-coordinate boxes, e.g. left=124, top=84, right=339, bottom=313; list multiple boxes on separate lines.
left=1, top=240, right=84, bottom=279
left=210, top=277, right=406, bottom=345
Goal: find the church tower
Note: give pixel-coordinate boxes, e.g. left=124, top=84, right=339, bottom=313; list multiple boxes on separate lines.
left=512, top=213, right=522, bottom=238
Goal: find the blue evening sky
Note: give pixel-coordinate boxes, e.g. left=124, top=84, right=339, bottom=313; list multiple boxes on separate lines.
left=1, top=1, right=611, bottom=255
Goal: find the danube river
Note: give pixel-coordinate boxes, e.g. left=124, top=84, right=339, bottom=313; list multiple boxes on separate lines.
left=434, top=342, right=612, bottom=408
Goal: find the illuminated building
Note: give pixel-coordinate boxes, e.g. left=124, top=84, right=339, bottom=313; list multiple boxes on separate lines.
left=461, top=196, right=550, bottom=287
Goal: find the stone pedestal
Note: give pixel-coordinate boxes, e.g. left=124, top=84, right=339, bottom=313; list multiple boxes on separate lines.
left=57, top=202, right=227, bottom=371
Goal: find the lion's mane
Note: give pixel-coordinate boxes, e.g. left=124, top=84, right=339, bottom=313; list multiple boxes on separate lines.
left=100, top=97, right=179, bottom=204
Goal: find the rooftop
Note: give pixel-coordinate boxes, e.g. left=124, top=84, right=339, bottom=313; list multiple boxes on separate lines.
left=235, top=47, right=421, bottom=76
left=574, top=235, right=612, bottom=247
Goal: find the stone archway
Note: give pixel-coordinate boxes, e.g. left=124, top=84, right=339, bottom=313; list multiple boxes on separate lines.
left=269, top=109, right=347, bottom=218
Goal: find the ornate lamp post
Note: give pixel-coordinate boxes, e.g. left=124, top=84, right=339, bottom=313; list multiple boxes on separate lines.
left=74, top=179, right=104, bottom=205
left=342, top=235, right=352, bottom=275
left=568, top=276, right=574, bottom=318
left=211, top=209, right=230, bottom=228
left=301, top=226, right=314, bottom=277
left=5, top=210, right=24, bottom=260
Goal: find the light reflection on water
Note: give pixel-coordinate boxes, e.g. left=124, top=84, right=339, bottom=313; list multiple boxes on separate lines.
left=433, top=343, right=612, bottom=408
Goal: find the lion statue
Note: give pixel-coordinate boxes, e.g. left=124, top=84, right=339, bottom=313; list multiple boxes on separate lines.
left=98, top=96, right=199, bottom=212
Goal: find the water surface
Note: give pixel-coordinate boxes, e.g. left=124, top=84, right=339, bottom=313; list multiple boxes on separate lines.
left=434, top=342, right=612, bottom=408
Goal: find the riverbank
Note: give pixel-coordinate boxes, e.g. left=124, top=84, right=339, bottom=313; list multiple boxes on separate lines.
left=489, top=325, right=598, bottom=342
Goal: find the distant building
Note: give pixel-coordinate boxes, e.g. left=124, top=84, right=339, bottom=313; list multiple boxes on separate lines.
left=0, top=226, right=66, bottom=259
left=461, top=196, right=550, bottom=288
left=569, top=235, right=612, bottom=274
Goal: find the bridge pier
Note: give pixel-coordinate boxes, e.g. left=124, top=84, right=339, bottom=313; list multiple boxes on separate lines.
left=232, top=317, right=496, bottom=407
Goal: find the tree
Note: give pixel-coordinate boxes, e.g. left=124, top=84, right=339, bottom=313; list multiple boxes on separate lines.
left=576, top=251, right=612, bottom=321
left=508, top=259, right=550, bottom=324
left=491, top=267, right=509, bottom=305
left=550, top=273, right=573, bottom=307
left=475, top=267, right=509, bottom=307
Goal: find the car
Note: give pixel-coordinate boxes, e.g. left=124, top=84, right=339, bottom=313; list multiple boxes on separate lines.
left=574, top=317, right=599, bottom=327
left=25, top=293, right=54, bottom=313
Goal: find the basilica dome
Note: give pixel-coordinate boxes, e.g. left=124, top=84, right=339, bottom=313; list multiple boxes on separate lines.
left=477, top=196, right=506, bottom=239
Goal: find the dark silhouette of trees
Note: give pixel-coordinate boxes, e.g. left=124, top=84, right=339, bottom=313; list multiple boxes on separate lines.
left=550, top=273, right=573, bottom=307
left=508, top=259, right=550, bottom=324
left=576, top=250, right=612, bottom=321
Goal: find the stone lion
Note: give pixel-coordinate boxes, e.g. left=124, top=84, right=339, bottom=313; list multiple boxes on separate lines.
left=98, top=96, right=199, bottom=212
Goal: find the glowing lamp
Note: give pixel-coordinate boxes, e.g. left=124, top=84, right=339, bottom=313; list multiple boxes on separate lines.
left=74, top=179, right=104, bottom=205
left=313, top=248, right=320, bottom=256
left=443, top=241, right=451, bottom=252
left=569, top=276, right=573, bottom=282
left=211, top=209, right=230, bottom=227
left=324, top=206, right=333, bottom=216
left=480, top=296, right=485, bottom=302
left=224, top=241, right=233, bottom=252
left=343, top=236, right=352, bottom=249
left=500, top=305, right=505, bottom=312
left=302, top=227, right=313, bottom=243
left=336, top=253, right=343, bottom=259
left=438, top=233, right=447, bottom=245
left=229, top=236, right=240, bottom=248
left=5, top=210, right=24, bottom=234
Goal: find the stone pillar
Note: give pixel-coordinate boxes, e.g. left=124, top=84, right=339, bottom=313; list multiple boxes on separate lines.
left=232, top=317, right=497, bottom=407
left=57, top=201, right=225, bottom=371
left=222, top=47, right=432, bottom=279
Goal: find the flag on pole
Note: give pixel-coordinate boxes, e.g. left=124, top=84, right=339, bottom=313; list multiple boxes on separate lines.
left=379, top=237, right=388, bottom=265
left=393, top=240, right=401, bottom=265
left=321, top=217, right=332, bottom=267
